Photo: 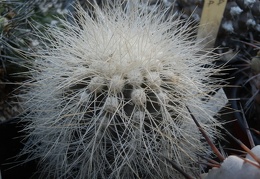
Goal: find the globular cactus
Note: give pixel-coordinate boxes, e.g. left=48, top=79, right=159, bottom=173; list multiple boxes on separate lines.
left=202, top=145, right=260, bottom=179
left=19, top=1, right=224, bottom=178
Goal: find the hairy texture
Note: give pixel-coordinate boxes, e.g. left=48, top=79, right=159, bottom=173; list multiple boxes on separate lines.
left=20, top=1, right=224, bottom=178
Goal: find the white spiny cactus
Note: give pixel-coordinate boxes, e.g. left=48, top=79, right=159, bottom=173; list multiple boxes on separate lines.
left=202, top=145, right=260, bottom=179
left=19, top=1, right=224, bottom=178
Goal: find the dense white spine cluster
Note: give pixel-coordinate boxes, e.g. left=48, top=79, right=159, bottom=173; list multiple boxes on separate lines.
left=20, top=1, right=224, bottom=178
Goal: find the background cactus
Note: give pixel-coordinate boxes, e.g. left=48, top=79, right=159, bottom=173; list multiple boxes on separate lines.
left=19, top=1, right=225, bottom=178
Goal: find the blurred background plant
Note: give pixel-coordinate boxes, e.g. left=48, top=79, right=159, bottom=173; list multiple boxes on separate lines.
left=0, top=1, right=71, bottom=178
left=0, top=0, right=33, bottom=122
left=229, top=47, right=260, bottom=145
left=0, top=0, right=72, bottom=123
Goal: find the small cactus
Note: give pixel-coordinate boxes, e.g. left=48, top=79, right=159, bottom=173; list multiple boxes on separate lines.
left=202, top=146, right=260, bottom=179
left=19, top=1, right=224, bottom=178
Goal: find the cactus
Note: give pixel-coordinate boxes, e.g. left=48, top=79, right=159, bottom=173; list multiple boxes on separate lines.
left=19, top=1, right=224, bottom=178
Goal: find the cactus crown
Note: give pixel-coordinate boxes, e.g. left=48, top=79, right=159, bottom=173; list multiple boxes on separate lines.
left=20, top=1, right=223, bottom=178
